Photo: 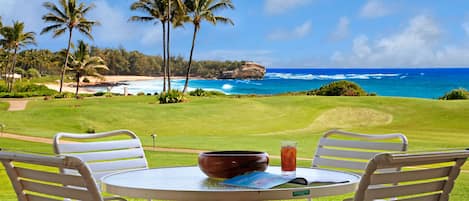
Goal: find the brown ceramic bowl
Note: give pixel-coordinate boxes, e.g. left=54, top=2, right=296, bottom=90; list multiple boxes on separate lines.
left=198, top=151, right=269, bottom=178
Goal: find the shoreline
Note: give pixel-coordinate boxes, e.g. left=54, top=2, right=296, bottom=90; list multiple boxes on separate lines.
left=44, top=75, right=204, bottom=94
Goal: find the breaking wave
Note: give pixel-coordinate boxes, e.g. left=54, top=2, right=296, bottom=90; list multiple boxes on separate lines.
left=265, top=73, right=400, bottom=80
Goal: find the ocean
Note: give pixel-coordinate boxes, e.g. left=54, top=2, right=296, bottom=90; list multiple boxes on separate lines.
left=91, top=68, right=469, bottom=99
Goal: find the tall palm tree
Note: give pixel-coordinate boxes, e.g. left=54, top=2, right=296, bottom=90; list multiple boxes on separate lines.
left=130, top=0, right=185, bottom=92
left=182, top=0, right=234, bottom=93
left=41, top=0, right=98, bottom=94
left=0, top=21, right=36, bottom=92
left=130, top=0, right=168, bottom=92
left=68, top=40, right=108, bottom=98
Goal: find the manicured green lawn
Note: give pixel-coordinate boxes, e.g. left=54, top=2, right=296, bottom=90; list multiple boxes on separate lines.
left=1, top=95, right=469, bottom=200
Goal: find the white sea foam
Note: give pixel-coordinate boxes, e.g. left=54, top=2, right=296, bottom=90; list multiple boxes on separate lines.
left=222, top=84, right=233, bottom=90
left=265, top=73, right=400, bottom=80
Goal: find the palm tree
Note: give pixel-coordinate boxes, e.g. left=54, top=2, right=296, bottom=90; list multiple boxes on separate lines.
left=68, top=40, right=108, bottom=98
left=41, top=0, right=99, bottom=94
left=182, top=0, right=234, bottom=93
left=130, top=0, right=169, bottom=92
left=0, top=21, right=36, bottom=92
left=130, top=0, right=185, bottom=92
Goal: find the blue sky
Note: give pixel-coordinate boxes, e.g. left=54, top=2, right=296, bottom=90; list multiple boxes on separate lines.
left=1, top=0, right=469, bottom=67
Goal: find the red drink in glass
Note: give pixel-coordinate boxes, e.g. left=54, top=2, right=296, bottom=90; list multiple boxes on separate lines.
left=281, top=141, right=297, bottom=176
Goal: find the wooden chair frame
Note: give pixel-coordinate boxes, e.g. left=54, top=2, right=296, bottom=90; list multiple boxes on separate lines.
left=352, top=150, right=469, bottom=201
left=313, top=129, right=408, bottom=174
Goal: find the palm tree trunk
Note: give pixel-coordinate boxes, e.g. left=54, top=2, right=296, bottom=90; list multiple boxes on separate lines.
left=166, top=0, right=172, bottom=91
left=162, top=22, right=167, bottom=92
left=3, top=52, right=10, bottom=88
left=75, top=72, right=80, bottom=98
left=8, top=47, right=18, bottom=92
left=183, top=25, right=198, bottom=93
left=60, top=29, right=73, bottom=94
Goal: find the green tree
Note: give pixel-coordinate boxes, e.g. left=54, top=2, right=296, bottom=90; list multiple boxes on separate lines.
left=130, top=0, right=169, bottom=91
left=68, top=40, right=108, bottom=98
left=0, top=21, right=36, bottom=92
left=182, top=0, right=234, bottom=93
left=41, top=0, right=99, bottom=93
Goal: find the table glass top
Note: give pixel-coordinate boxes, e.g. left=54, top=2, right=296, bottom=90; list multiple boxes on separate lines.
left=102, top=166, right=360, bottom=192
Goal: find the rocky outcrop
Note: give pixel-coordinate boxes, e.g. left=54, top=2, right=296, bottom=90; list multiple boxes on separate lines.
left=218, top=62, right=266, bottom=79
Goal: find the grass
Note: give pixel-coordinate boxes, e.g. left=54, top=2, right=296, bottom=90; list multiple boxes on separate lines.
left=1, top=95, right=469, bottom=200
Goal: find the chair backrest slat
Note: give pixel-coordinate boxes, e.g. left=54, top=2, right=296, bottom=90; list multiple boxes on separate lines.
left=87, top=158, right=148, bottom=172
left=54, top=129, right=148, bottom=183
left=365, top=180, right=446, bottom=200
left=57, top=139, right=141, bottom=153
left=370, top=166, right=452, bottom=185
left=313, top=130, right=407, bottom=174
left=16, top=167, right=86, bottom=187
left=353, top=150, right=469, bottom=201
left=313, top=157, right=368, bottom=170
left=70, top=148, right=145, bottom=162
left=21, top=180, right=94, bottom=200
left=319, top=138, right=404, bottom=151
left=26, top=194, right=62, bottom=201
left=0, top=151, right=103, bottom=201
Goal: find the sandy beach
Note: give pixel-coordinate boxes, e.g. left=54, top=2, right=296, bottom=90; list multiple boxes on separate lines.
left=44, top=75, right=162, bottom=94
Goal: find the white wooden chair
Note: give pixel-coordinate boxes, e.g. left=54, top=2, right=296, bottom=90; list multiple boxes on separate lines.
left=0, top=151, right=111, bottom=201
left=312, top=129, right=408, bottom=174
left=53, top=130, right=148, bottom=184
left=350, top=150, right=469, bottom=201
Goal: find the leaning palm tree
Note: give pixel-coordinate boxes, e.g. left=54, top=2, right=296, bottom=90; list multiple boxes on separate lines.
left=182, top=0, right=234, bottom=93
left=0, top=21, right=36, bottom=92
left=130, top=0, right=168, bottom=92
left=68, top=40, right=108, bottom=98
left=41, top=0, right=99, bottom=94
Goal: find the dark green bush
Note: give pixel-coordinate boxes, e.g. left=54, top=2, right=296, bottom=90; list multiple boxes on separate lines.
left=189, top=88, right=225, bottom=96
left=82, top=77, right=90, bottom=83
left=439, top=88, right=469, bottom=100
left=53, top=92, right=74, bottom=99
left=158, top=89, right=185, bottom=104
left=307, top=80, right=367, bottom=96
left=189, top=88, right=208, bottom=96
left=137, top=92, right=145, bottom=96
left=94, top=91, right=106, bottom=96
left=26, top=68, right=41, bottom=78
left=14, top=68, right=26, bottom=76
left=0, top=83, right=56, bottom=97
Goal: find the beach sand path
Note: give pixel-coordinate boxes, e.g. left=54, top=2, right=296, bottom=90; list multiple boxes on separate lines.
left=7, top=100, right=29, bottom=111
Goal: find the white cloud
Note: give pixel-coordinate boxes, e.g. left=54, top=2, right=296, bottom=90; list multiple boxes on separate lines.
left=463, top=21, right=469, bottom=37
left=360, top=0, right=393, bottom=18
left=331, top=15, right=469, bottom=67
left=330, top=16, right=350, bottom=41
left=267, top=20, right=312, bottom=41
left=197, top=49, right=274, bottom=66
left=264, top=0, right=313, bottom=15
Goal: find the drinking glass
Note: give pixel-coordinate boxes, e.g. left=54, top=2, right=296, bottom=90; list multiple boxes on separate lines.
left=281, top=141, right=297, bottom=176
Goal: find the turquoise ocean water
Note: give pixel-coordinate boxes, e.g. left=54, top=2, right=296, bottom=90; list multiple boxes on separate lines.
left=90, top=68, right=469, bottom=99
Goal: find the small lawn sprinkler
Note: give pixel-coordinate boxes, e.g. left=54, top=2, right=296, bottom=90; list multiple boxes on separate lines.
left=150, top=134, right=157, bottom=150
left=0, top=124, right=4, bottom=137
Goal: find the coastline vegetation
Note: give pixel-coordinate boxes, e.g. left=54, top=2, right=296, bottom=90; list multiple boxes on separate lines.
left=439, top=88, right=469, bottom=100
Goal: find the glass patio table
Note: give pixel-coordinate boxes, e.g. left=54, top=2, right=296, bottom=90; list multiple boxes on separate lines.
left=101, top=166, right=361, bottom=201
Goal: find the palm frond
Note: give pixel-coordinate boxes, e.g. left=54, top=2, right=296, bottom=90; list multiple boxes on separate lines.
left=52, top=28, right=67, bottom=38
left=43, top=2, right=67, bottom=19
left=40, top=23, right=65, bottom=35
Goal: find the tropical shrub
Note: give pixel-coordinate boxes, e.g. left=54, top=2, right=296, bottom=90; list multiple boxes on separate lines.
left=189, top=88, right=208, bottom=96
left=26, top=68, right=41, bottom=78
left=94, top=91, right=106, bottom=96
left=82, top=77, right=90, bottom=83
left=15, top=68, right=26, bottom=76
left=307, top=80, right=367, bottom=96
left=0, top=83, right=56, bottom=97
left=189, top=88, right=225, bottom=96
left=439, top=88, right=469, bottom=100
left=158, top=90, right=185, bottom=104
